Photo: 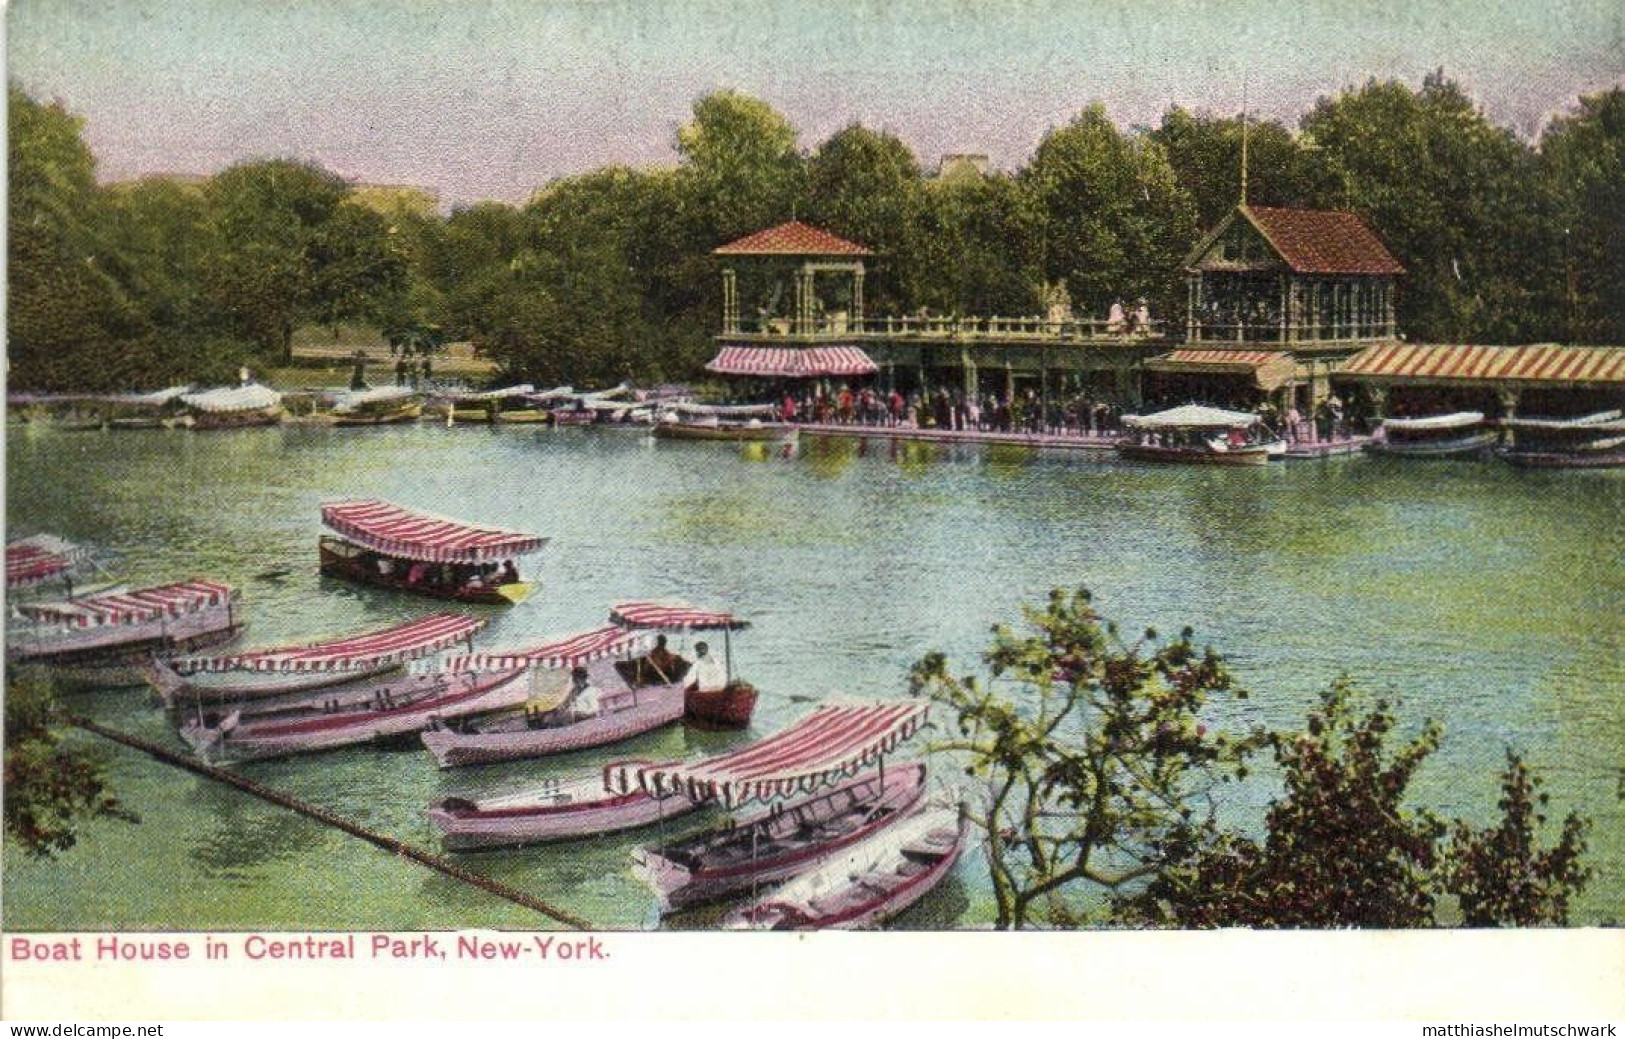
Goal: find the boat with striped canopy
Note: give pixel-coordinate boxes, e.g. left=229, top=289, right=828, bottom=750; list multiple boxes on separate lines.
left=319, top=500, right=548, bottom=604
left=1498, top=410, right=1625, bottom=468
left=144, top=612, right=487, bottom=707
left=610, top=601, right=756, bottom=727
left=420, top=624, right=680, bottom=768
left=624, top=701, right=932, bottom=913
left=6, top=535, right=95, bottom=594
left=9, top=579, right=243, bottom=685
left=726, top=797, right=968, bottom=930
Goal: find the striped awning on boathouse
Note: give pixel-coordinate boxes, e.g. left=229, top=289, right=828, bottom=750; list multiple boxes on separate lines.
left=705, top=346, right=879, bottom=378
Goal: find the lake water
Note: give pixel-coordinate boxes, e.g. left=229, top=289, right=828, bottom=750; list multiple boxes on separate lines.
left=5, top=422, right=1622, bottom=929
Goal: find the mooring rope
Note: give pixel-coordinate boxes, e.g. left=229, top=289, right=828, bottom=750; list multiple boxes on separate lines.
left=68, top=715, right=595, bottom=931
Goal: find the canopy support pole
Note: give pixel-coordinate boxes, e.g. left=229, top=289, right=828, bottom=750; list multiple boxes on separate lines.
left=723, top=627, right=733, bottom=684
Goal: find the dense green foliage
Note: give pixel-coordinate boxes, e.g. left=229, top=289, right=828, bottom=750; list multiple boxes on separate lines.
left=8, top=74, right=1624, bottom=391
left=919, top=592, right=1593, bottom=929
left=3, top=675, right=138, bottom=857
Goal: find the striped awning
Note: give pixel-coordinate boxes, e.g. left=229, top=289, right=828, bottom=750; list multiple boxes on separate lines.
left=444, top=625, right=652, bottom=673
left=609, top=601, right=750, bottom=632
left=6, top=536, right=90, bottom=589
left=321, top=500, right=548, bottom=564
left=1144, top=349, right=1299, bottom=392
left=706, top=346, right=879, bottom=378
left=172, top=613, right=485, bottom=675
left=21, top=580, right=234, bottom=628
left=1340, top=344, right=1625, bottom=386
left=605, top=701, right=929, bottom=808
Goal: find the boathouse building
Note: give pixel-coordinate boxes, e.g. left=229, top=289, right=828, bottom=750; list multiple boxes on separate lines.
left=704, top=212, right=1625, bottom=418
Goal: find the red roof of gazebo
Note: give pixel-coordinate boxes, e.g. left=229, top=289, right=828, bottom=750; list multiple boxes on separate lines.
left=714, top=221, right=872, bottom=257
left=1243, top=205, right=1405, bottom=276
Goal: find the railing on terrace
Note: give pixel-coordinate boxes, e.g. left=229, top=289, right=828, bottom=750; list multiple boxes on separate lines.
left=1188, top=321, right=1396, bottom=344
left=726, top=314, right=1166, bottom=341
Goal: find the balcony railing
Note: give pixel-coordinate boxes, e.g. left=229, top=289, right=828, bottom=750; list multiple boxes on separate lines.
left=725, top=314, right=1167, bottom=341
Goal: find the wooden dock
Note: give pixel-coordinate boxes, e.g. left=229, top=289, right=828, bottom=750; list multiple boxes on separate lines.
left=795, top=422, right=1369, bottom=460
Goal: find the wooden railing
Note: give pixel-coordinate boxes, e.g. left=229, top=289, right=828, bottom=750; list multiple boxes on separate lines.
left=728, top=314, right=1166, bottom=341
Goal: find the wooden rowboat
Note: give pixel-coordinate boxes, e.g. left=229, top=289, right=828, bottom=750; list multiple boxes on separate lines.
left=726, top=798, right=967, bottom=930
left=684, top=679, right=758, bottom=729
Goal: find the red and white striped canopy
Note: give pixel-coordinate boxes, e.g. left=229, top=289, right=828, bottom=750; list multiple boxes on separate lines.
left=1341, top=343, right=1625, bottom=385
left=609, top=601, right=750, bottom=632
left=606, top=701, right=929, bottom=808
left=21, top=580, right=234, bottom=628
left=444, top=624, right=652, bottom=672
left=706, top=346, right=879, bottom=379
left=171, top=612, right=485, bottom=675
left=6, top=536, right=89, bottom=589
left=321, top=500, right=549, bottom=564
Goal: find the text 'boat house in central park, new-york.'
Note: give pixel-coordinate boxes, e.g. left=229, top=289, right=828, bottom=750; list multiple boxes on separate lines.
left=703, top=208, right=1625, bottom=421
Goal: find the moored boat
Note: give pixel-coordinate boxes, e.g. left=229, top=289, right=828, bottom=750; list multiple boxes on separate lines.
left=652, top=403, right=796, bottom=442
left=447, top=384, right=543, bottom=423
left=8, top=580, right=243, bottom=686
left=178, top=663, right=532, bottom=764
left=331, top=386, right=423, bottom=426
left=620, top=701, right=933, bottom=913
left=420, top=624, right=681, bottom=768
left=1118, top=404, right=1275, bottom=465
left=1498, top=410, right=1625, bottom=469
left=426, top=761, right=705, bottom=850
left=6, top=534, right=97, bottom=597
left=609, top=601, right=756, bottom=727
left=146, top=612, right=486, bottom=708
left=318, top=499, right=547, bottom=605
left=1369, top=411, right=1496, bottom=458
left=726, top=798, right=968, bottom=931
left=176, top=383, right=285, bottom=429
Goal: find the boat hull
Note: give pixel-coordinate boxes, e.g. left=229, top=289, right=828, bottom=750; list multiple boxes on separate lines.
left=1117, top=443, right=1271, bottom=466
left=145, top=655, right=402, bottom=708
left=1367, top=431, right=1498, bottom=458
left=332, top=404, right=422, bottom=426
left=318, top=538, right=531, bottom=605
left=1499, top=448, right=1625, bottom=469
left=421, top=681, right=686, bottom=768
left=14, top=623, right=245, bottom=688
left=180, top=668, right=530, bottom=764
left=183, top=407, right=285, bottom=430
left=652, top=422, right=796, bottom=442
left=684, top=680, right=758, bottom=728
left=634, top=764, right=928, bottom=914
left=727, top=802, right=967, bottom=931
left=428, top=772, right=703, bottom=850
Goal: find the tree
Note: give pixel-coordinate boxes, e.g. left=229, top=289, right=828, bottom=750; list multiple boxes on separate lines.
left=909, top=588, right=1263, bottom=928
left=1440, top=751, right=1591, bottom=926
left=803, top=124, right=926, bottom=311
left=676, top=90, right=805, bottom=244
left=1150, top=106, right=1340, bottom=233
left=1019, top=104, right=1197, bottom=320
left=202, top=160, right=406, bottom=363
left=1538, top=88, right=1625, bottom=345
left=3, top=675, right=138, bottom=857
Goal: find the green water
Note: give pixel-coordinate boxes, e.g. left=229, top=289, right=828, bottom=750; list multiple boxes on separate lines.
left=5, top=423, right=1622, bottom=929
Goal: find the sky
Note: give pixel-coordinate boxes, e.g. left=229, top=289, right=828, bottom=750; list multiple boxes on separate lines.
left=8, top=0, right=1624, bottom=207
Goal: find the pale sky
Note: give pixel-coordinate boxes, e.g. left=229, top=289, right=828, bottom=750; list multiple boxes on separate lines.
left=8, top=0, right=1624, bottom=207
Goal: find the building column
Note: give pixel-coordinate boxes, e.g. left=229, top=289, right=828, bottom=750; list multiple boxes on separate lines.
left=1186, top=274, right=1197, bottom=342
left=852, top=265, right=865, bottom=333
left=962, top=349, right=978, bottom=398
left=1496, top=386, right=1520, bottom=421
left=1367, top=385, right=1388, bottom=427
left=722, top=268, right=738, bottom=333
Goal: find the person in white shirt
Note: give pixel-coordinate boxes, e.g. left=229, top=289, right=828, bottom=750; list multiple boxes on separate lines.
left=565, top=666, right=601, bottom=720
left=687, top=641, right=728, bottom=693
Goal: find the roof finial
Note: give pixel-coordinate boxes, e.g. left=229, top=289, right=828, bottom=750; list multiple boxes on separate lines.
left=1240, top=78, right=1250, bottom=208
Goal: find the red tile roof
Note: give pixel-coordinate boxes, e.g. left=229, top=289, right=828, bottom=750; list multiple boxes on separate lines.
left=714, top=221, right=872, bottom=257
left=1341, top=343, right=1625, bottom=385
left=1243, top=206, right=1405, bottom=276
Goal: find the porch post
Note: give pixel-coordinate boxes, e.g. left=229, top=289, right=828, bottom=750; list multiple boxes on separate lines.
left=852, top=264, right=865, bottom=332
left=722, top=267, right=738, bottom=333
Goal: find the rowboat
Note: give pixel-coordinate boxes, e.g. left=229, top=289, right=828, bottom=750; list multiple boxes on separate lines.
left=420, top=625, right=684, bottom=768
left=1498, top=410, right=1625, bottom=469
left=145, top=613, right=486, bottom=708
left=609, top=601, right=756, bottom=728
left=318, top=499, right=547, bottom=605
left=726, top=798, right=968, bottom=930
left=178, top=663, right=533, bottom=764
left=331, top=386, right=423, bottom=426
left=652, top=402, right=796, bottom=442
left=427, top=761, right=705, bottom=850
left=618, top=701, right=933, bottom=913
left=1369, top=412, right=1497, bottom=458
left=8, top=580, right=243, bottom=686
left=175, top=384, right=285, bottom=429
left=1118, top=404, right=1274, bottom=465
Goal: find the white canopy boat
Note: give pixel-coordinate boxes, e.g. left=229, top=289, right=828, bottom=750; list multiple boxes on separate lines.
left=420, top=624, right=684, bottom=768
left=1370, top=411, right=1496, bottom=458
left=176, top=383, right=284, bottom=429
left=725, top=797, right=968, bottom=931
left=146, top=612, right=487, bottom=707
left=331, top=386, right=423, bottom=426
left=651, top=402, right=795, bottom=442
left=448, top=384, right=540, bottom=423
left=1498, top=410, right=1625, bottom=468
left=1118, top=404, right=1277, bottom=465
